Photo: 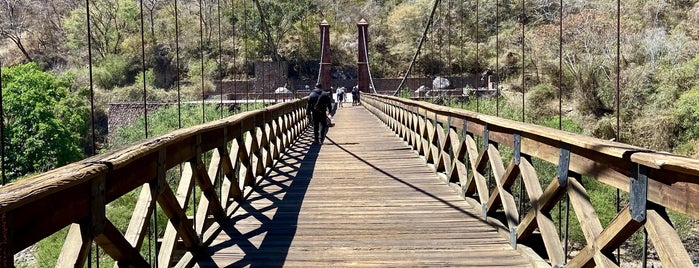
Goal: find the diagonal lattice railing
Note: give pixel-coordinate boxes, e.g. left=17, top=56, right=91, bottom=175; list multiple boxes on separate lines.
left=363, top=94, right=699, bottom=268
left=0, top=99, right=308, bottom=267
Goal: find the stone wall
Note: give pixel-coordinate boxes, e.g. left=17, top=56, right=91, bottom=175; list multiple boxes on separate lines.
left=108, top=103, right=168, bottom=134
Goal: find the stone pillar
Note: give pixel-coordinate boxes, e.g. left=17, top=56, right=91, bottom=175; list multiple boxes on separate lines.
left=319, top=20, right=332, bottom=91
left=357, top=18, right=369, bottom=93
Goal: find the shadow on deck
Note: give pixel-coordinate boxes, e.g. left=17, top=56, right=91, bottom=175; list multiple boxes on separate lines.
left=196, top=105, right=535, bottom=267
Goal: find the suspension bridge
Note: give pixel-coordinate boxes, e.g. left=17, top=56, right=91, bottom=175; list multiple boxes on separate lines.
left=2, top=1, right=699, bottom=268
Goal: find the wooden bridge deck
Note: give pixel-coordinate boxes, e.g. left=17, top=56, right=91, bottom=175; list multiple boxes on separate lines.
left=196, top=105, right=534, bottom=267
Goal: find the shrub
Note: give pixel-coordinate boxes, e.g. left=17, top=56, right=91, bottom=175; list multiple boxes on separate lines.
left=674, top=87, right=699, bottom=142
left=93, top=54, right=135, bottom=90
left=1, top=63, right=89, bottom=181
left=526, top=83, right=558, bottom=119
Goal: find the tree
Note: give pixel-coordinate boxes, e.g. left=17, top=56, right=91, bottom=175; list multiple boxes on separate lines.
left=65, top=0, right=140, bottom=60
left=1, top=63, right=89, bottom=181
left=0, top=0, right=38, bottom=62
left=247, top=0, right=316, bottom=61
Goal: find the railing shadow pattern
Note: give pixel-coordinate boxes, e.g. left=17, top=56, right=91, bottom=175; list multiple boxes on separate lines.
left=363, top=94, right=699, bottom=267
left=0, top=99, right=309, bottom=267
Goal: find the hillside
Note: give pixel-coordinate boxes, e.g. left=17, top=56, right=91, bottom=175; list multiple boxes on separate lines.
left=1, top=0, right=699, bottom=155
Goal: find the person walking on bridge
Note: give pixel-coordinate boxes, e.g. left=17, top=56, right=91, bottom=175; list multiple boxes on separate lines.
left=306, top=83, right=333, bottom=145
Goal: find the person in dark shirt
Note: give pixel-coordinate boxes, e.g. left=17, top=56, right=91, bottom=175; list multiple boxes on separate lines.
left=306, top=83, right=333, bottom=145
left=351, top=85, right=360, bottom=106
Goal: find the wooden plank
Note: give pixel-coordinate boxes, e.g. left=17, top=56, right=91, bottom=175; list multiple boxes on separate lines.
left=158, top=163, right=195, bottom=267
left=122, top=184, right=155, bottom=250
left=516, top=157, right=564, bottom=264
left=156, top=184, right=200, bottom=250
left=200, top=105, right=533, bottom=267
left=249, top=129, right=265, bottom=178
left=567, top=178, right=603, bottom=243
left=486, top=159, right=520, bottom=230
left=645, top=209, right=693, bottom=268
left=236, top=135, right=255, bottom=187
left=463, top=135, right=489, bottom=203
left=567, top=178, right=617, bottom=268
left=192, top=158, right=227, bottom=231
left=567, top=206, right=641, bottom=267
left=219, top=146, right=242, bottom=205
left=94, top=220, right=150, bottom=267
left=56, top=223, right=91, bottom=268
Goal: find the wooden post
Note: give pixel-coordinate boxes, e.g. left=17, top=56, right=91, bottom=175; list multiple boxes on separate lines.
left=0, top=212, right=11, bottom=267
left=319, top=20, right=332, bottom=91
left=357, top=18, right=370, bottom=93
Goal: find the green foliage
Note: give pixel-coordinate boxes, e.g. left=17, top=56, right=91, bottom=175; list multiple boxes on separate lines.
left=93, top=54, right=135, bottom=90
left=135, top=69, right=156, bottom=88
left=33, top=102, right=265, bottom=266
left=64, top=0, right=140, bottom=58
left=398, top=87, right=413, bottom=98
left=108, top=102, right=263, bottom=149
left=1, top=63, right=89, bottom=181
left=526, top=83, right=558, bottom=119
left=675, top=88, right=699, bottom=142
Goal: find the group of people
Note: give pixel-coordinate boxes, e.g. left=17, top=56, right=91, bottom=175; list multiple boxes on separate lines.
left=334, top=85, right=361, bottom=107
left=305, top=83, right=362, bottom=145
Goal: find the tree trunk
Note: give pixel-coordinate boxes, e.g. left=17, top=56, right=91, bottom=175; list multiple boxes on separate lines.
left=251, top=0, right=280, bottom=61
left=8, top=36, right=33, bottom=62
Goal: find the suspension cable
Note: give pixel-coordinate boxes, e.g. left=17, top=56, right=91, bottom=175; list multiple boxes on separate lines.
left=392, top=0, right=442, bottom=96
left=0, top=56, right=4, bottom=186
left=244, top=0, right=250, bottom=111
left=86, top=2, right=97, bottom=156
left=360, top=27, right=378, bottom=94
left=447, top=0, right=451, bottom=80
left=139, top=0, right=149, bottom=139
left=217, top=0, right=223, bottom=119
left=557, top=0, right=569, bottom=259
left=459, top=0, right=464, bottom=108
left=615, top=0, right=623, bottom=263
left=521, top=0, right=526, bottom=123
left=231, top=0, right=238, bottom=108
left=518, top=0, right=526, bottom=221
left=199, top=0, right=206, bottom=124
left=475, top=0, right=480, bottom=112
left=557, top=0, right=563, bottom=241
left=139, top=0, right=158, bottom=267
left=558, top=0, right=563, bottom=131
left=86, top=0, right=98, bottom=264
left=317, top=30, right=326, bottom=85
left=496, top=0, right=499, bottom=117
left=175, top=0, right=182, bottom=129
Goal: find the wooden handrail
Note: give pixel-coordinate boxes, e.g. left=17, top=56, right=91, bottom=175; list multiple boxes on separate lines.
left=363, top=94, right=699, bottom=267
left=0, top=99, right=309, bottom=267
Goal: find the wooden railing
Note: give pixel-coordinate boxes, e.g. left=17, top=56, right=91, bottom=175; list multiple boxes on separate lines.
left=363, top=94, right=699, bottom=267
left=0, top=99, right=309, bottom=267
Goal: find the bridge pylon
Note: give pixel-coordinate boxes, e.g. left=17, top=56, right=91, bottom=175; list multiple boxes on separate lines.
left=319, top=20, right=332, bottom=91
left=357, top=18, right=369, bottom=93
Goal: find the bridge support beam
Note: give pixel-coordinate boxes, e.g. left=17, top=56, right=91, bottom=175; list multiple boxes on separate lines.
left=357, top=19, right=369, bottom=93
left=319, top=20, right=332, bottom=91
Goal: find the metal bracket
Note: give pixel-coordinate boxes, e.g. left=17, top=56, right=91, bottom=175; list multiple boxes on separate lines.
left=461, top=119, right=468, bottom=140
left=155, top=149, right=168, bottom=193
left=630, top=163, right=648, bottom=223
left=513, top=133, right=521, bottom=165
left=483, top=124, right=489, bottom=152
left=510, top=227, right=518, bottom=249
left=482, top=204, right=488, bottom=219
left=557, top=145, right=570, bottom=187
left=446, top=115, right=451, bottom=131
left=194, top=134, right=203, bottom=164
left=90, top=176, right=107, bottom=235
